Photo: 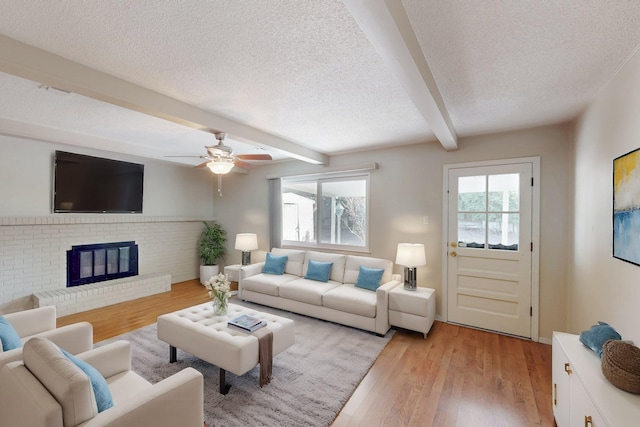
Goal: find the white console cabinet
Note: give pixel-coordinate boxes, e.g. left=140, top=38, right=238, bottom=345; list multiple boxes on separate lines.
left=552, top=331, right=640, bottom=426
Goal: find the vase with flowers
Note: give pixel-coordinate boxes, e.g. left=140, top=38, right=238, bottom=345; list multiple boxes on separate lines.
left=205, top=273, right=231, bottom=315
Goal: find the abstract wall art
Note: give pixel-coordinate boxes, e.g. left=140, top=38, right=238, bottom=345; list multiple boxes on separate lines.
left=613, top=147, right=640, bottom=265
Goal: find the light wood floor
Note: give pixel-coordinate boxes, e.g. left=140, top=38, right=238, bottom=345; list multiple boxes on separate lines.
left=57, top=279, right=211, bottom=342
left=58, top=280, right=554, bottom=427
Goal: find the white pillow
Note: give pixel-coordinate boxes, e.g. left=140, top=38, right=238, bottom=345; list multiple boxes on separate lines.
left=271, top=248, right=306, bottom=276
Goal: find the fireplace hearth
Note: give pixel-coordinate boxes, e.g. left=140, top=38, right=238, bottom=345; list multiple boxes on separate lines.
left=67, top=241, right=138, bottom=287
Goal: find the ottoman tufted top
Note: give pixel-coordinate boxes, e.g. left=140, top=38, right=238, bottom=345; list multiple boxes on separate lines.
left=157, top=302, right=295, bottom=375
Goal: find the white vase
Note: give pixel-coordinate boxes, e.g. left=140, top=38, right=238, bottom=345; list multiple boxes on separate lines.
left=200, top=265, right=219, bottom=285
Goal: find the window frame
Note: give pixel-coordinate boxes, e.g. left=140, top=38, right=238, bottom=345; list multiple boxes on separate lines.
left=456, top=173, right=521, bottom=251
left=280, top=172, right=370, bottom=253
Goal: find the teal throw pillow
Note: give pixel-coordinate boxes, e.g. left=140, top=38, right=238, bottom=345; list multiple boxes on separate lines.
left=61, top=348, right=114, bottom=413
left=579, top=321, right=622, bottom=358
left=304, top=260, right=333, bottom=282
left=355, top=266, right=385, bottom=291
left=263, top=253, right=288, bottom=275
left=0, top=315, right=22, bottom=351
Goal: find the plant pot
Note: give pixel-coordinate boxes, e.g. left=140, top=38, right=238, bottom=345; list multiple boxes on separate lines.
left=200, top=265, right=219, bottom=285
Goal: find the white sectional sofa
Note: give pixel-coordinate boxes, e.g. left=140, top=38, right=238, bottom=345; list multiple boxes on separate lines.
left=239, top=248, right=401, bottom=335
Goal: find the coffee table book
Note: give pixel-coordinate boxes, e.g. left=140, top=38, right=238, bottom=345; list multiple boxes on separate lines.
left=228, top=314, right=266, bottom=333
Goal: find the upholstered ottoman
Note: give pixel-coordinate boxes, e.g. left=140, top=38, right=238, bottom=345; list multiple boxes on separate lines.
left=388, top=286, right=436, bottom=338
left=157, top=302, right=295, bottom=394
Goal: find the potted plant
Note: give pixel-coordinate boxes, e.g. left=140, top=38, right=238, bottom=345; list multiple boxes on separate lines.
left=199, top=221, right=227, bottom=284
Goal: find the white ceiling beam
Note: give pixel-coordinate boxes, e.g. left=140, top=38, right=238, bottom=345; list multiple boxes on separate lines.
left=0, top=118, right=160, bottom=159
left=0, top=34, right=328, bottom=165
left=343, top=0, right=458, bottom=151
left=0, top=117, right=253, bottom=173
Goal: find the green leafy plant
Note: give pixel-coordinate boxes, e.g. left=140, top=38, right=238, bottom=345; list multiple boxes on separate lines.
left=199, top=221, right=227, bottom=266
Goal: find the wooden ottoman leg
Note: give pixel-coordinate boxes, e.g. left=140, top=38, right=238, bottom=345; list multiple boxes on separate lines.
left=219, top=368, right=232, bottom=395
left=169, top=345, right=177, bottom=363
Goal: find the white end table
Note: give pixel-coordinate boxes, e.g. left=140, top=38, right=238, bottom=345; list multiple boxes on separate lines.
left=388, top=286, right=436, bottom=338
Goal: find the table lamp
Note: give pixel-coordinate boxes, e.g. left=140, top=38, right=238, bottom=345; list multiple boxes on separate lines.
left=235, top=233, right=258, bottom=265
left=395, top=243, right=426, bottom=291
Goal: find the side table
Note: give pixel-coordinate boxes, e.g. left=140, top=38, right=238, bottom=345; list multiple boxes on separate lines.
left=388, top=286, right=436, bottom=338
left=223, top=264, right=241, bottom=292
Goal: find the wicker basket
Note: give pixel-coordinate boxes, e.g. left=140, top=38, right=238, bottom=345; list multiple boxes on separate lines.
left=601, top=339, right=640, bottom=394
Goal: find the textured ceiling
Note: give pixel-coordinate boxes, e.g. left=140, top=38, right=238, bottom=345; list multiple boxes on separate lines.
left=0, top=0, right=639, bottom=168
left=404, top=0, right=640, bottom=136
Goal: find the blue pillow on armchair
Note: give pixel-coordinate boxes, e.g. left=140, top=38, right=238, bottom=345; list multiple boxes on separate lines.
left=0, top=315, right=22, bottom=351
left=263, top=253, right=288, bottom=275
left=61, top=348, right=114, bottom=413
left=304, top=260, right=333, bottom=282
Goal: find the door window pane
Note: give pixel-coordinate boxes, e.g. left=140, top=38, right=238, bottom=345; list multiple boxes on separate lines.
left=458, top=176, right=486, bottom=212
left=458, top=174, right=520, bottom=251
left=488, top=213, right=519, bottom=249
left=458, top=213, right=486, bottom=248
left=488, top=174, right=519, bottom=211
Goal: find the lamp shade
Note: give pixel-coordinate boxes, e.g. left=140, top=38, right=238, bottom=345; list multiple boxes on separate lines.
left=207, top=159, right=234, bottom=174
left=235, top=233, right=258, bottom=251
left=395, top=243, right=426, bottom=267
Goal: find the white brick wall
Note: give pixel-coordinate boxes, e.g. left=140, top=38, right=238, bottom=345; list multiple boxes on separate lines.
left=33, top=273, right=171, bottom=317
left=0, top=216, right=211, bottom=314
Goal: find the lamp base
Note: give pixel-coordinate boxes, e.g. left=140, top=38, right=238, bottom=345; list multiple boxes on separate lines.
left=403, top=267, right=417, bottom=291
left=241, top=251, right=252, bottom=266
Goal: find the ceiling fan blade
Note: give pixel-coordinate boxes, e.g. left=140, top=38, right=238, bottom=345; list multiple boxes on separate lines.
left=234, top=159, right=252, bottom=169
left=235, top=154, right=273, bottom=161
left=165, top=155, right=206, bottom=158
left=194, top=162, right=210, bottom=169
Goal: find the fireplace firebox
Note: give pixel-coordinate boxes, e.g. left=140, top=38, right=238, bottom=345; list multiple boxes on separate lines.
left=67, top=241, right=139, bottom=287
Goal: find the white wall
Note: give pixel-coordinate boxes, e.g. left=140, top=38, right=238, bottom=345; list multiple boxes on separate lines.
left=215, top=124, right=572, bottom=341
left=570, top=48, right=640, bottom=344
left=0, top=135, right=217, bottom=313
left=0, top=135, right=214, bottom=217
left=0, top=121, right=577, bottom=340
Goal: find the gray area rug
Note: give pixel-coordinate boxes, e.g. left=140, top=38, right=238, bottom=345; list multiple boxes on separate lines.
left=99, top=301, right=394, bottom=427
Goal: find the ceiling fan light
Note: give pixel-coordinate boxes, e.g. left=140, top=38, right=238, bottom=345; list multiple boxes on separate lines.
left=207, top=159, right=234, bottom=174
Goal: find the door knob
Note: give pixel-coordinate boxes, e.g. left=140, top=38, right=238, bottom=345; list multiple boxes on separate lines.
left=450, top=251, right=457, bottom=257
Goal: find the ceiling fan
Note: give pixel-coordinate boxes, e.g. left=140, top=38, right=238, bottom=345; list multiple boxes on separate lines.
left=194, top=131, right=272, bottom=174
left=167, top=131, right=272, bottom=196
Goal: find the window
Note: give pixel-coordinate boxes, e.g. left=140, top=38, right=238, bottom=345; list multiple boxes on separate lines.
left=281, top=173, right=369, bottom=250
left=457, top=173, right=520, bottom=250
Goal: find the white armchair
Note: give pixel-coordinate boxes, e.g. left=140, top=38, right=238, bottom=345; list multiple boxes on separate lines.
left=0, top=337, right=204, bottom=427
left=0, top=306, right=93, bottom=370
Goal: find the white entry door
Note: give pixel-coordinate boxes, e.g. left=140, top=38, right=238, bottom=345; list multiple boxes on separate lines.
left=445, top=159, right=538, bottom=338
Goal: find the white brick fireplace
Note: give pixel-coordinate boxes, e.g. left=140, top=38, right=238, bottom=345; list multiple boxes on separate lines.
left=0, top=216, right=210, bottom=315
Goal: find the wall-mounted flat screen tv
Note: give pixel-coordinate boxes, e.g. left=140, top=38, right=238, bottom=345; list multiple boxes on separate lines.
left=53, top=151, right=144, bottom=213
